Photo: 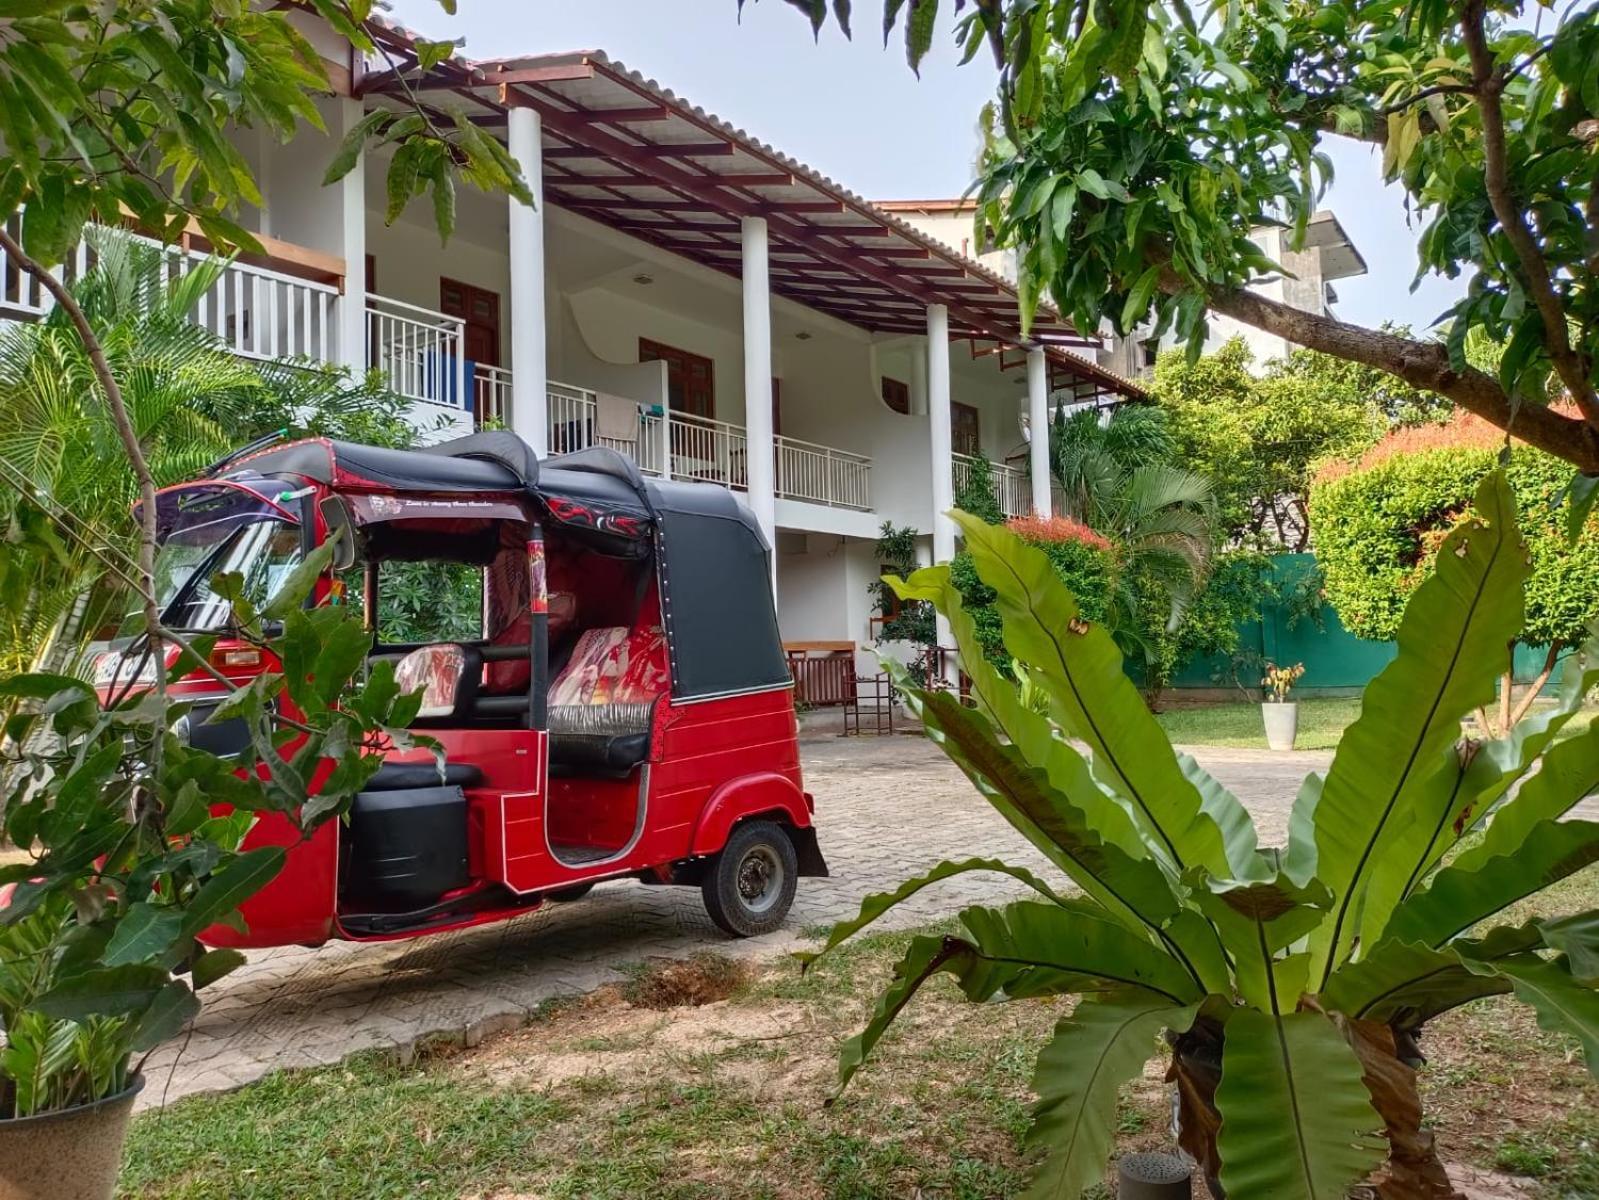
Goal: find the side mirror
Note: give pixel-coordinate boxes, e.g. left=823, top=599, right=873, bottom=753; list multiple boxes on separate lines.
left=318, top=497, right=357, bottom=572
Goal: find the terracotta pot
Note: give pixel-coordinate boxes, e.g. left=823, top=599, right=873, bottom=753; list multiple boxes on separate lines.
left=0, top=1075, right=143, bottom=1200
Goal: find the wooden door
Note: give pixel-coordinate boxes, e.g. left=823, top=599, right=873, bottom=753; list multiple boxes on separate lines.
left=952, top=401, right=981, bottom=457
left=440, top=278, right=501, bottom=367
left=640, top=338, right=714, bottom=418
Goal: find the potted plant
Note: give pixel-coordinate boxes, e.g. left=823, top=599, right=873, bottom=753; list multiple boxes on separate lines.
left=810, top=474, right=1599, bottom=1200
left=1260, top=660, right=1306, bottom=750
left=0, top=544, right=421, bottom=1200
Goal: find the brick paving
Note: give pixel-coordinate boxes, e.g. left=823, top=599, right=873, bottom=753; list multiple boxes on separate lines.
left=137, top=736, right=1329, bottom=1111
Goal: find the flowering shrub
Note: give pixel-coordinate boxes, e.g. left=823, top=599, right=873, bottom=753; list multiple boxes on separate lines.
left=1003, top=513, right=1113, bottom=551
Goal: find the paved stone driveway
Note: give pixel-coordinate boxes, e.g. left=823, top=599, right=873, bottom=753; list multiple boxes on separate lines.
left=138, top=737, right=1328, bottom=1111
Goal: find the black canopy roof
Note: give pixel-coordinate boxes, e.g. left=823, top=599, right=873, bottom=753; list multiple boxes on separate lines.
left=225, top=433, right=788, bottom=702
left=231, top=433, right=534, bottom=495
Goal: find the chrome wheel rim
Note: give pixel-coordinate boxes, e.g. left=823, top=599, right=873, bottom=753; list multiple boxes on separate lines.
left=735, top=845, right=784, bottom=914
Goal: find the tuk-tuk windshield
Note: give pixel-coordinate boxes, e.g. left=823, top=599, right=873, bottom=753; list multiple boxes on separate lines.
left=136, top=484, right=304, bottom=633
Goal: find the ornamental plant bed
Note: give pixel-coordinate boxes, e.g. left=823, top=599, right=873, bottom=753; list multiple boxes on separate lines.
left=114, top=919, right=1597, bottom=1200
left=814, top=473, right=1599, bottom=1200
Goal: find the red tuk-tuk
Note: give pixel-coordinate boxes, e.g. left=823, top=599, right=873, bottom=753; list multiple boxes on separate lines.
left=115, top=432, right=825, bottom=946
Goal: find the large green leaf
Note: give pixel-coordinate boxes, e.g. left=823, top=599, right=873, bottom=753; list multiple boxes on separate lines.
left=1446, top=713, right=1599, bottom=878
left=101, top=900, right=183, bottom=967
left=1187, top=872, right=1331, bottom=1009
left=1366, top=647, right=1599, bottom=939
left=175, top=846, right=285, bottom=943
left=952, top=514, right=1240, bottom=878
left=1215, top=1009, right=1386, bottom=1200
left=955, top=900, right=1205, bottom=1005
left=1021, top=994, right=1198, bottom=1200
left=1384, top=819, right=1599, bottom=947
left=1540, top=910, right=1599, bottom=984
left=901, top=684, right=1223, bottom=993
left=1309, top=471, right=1528, bottom=986
left=33, top=963, right=170, bottom=1020
left=836, top=933, right=973, bottom=1091
left=1462, top=953, right=1599, bottom=1078
left=892, top=565, right=1151, bottom=863
left=1319, top=925, right=1545, bottom=1024
left=797, top=856, right=1068, bottom=967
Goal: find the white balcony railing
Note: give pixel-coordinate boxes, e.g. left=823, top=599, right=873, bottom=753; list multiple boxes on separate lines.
left=542, top=382, right=870, bottom=511
left=954, top=452, right=1032, bottom=519
left=474, top=363, right=513, bottom=426
left=667, top=410, right=748, bottom=488
left=366, top=294, right=466, bottom=408
left=776, top=436, right=872, bottom=511
left=1, top=217, right=341, bottom=363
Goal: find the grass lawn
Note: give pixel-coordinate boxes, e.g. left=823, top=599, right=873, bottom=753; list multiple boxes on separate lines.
left=120, top=871, right=1599, bottom=1200
left=1155, top=696, right=1599, bottom=751
left=1156, top=696, right=1362, bottom=750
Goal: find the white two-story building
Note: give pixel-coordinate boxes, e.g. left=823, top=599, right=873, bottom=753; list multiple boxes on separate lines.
left=0, top=12, right=1145, bottom=668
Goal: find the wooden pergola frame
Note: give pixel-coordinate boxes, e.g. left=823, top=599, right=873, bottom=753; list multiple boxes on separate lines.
left=357, top=22, right=1146, bottom=405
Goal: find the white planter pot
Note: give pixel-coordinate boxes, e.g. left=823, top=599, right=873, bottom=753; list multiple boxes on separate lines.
left=1262, top=701, right=1298, bottom=751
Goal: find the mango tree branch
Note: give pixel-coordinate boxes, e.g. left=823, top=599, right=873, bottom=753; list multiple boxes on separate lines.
left=1462, top=0, right=1599, bottom=425
left=1156, top=265, right=1599, bottom=472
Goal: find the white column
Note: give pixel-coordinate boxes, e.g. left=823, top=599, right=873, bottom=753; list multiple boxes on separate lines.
left=1027, top=348, right=1051, bottom=516
left=926, top=304, right=955, bottom=562
left=507, top=104, right=547, bottom=454
left=742, top=216, right=777, bottom=585
left=335, top=98, right=366, bottom=377
left=926, top=304, right=956, bottom=677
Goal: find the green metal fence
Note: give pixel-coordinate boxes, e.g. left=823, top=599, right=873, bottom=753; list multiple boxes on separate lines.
left=1167, top=554, right=1562, bottom=695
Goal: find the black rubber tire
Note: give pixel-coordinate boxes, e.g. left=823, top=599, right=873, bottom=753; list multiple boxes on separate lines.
left=701, top=820, right=798, bottom=937
left=547, top=882, right=595, bottom=902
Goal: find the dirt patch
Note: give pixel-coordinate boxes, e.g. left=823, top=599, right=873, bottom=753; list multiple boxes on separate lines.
left=625, top=952, right=754, bottom=1010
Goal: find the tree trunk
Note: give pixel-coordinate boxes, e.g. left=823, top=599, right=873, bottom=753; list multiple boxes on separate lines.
left=1169, top=1017, right=1466, bottom=1200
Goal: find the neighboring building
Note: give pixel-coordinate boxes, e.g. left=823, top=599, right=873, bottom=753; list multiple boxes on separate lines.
left=0, top=13, right=1143, bottom=670
left=880, top=199, right=1368, bottom=380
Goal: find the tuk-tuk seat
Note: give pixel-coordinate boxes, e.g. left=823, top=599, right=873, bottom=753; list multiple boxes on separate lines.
left=547, top=701, right=655, bottom=775
left=363, top=760, right=485, bottom=791
left=544, top=625, right=666, bottom=775
left=394, top=643, right=480, bottom=721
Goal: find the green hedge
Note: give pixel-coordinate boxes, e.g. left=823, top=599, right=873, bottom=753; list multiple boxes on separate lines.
left=1310, top=444, right=1599, bottom=647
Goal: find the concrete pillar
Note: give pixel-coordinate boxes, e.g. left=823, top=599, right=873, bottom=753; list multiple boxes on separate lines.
left=926, top=304, right=956, bottom=676
left=335, top=98, right=366, bottom=378
left=742, top=216, right=777, bottom=587
left=1027, top=348, right=1051, bottom=516
left=507, top=104, right=547, bottom=454
left=926, top=304, right=955, bottom=562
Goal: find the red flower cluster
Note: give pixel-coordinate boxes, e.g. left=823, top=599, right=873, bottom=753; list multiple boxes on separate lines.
left=1005, top=514, right=1113, bottom=551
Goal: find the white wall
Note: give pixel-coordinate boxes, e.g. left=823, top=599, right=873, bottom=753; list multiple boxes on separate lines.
left=775, top=533, right=895, bottom=671
left=259, top=98, right=349, bottom=258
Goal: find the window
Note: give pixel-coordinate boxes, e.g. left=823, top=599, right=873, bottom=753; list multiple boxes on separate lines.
left=881, top=376, right=911, bottom=414
left=640, top=338, right=715, bottom=418
left=1139, top=338, right=1160, bottom=369
left=952, top=402, right=981, bottom=457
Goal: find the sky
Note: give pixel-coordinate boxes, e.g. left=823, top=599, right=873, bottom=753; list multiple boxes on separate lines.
left=388, top=0, right=1466, bottom=334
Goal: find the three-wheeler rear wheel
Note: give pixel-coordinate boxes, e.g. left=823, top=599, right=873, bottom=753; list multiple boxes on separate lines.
left=701, top=820, right=798, bottom=937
